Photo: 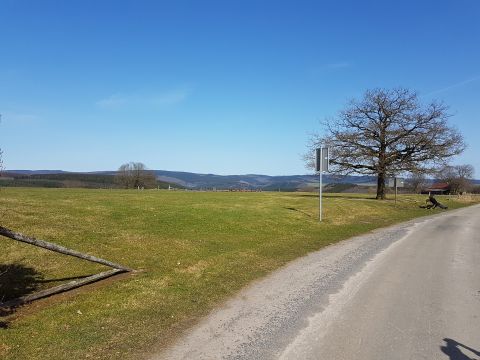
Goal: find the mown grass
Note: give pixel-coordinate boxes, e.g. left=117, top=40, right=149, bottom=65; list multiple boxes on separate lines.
left=0, top=188, right=478, bottom=359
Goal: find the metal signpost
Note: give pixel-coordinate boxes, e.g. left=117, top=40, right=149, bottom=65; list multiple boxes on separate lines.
left=388, top=177, right=405, bottom=204
left=316, top=147, right=329, bottom=222
left=396, top=178, right=404, bottom=204
left=394, top=178, right=398, bottom=204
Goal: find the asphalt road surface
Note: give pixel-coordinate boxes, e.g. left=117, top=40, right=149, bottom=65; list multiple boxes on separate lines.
left=154, top=204, right=480, bottom=360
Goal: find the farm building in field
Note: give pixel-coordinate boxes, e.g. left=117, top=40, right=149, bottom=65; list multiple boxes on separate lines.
left=421, top=182, right=451, bottom=195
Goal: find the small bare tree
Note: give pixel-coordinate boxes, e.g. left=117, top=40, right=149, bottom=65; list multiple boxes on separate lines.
left=405, top=172, right=429, bottom=194
left=307, top=88, right=465, bottom=199
left=437, top=164, right=474, bottom=194
left=115, top=162, right=156, bottom=189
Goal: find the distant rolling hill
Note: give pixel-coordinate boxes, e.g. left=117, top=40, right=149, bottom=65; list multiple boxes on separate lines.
left=4, top=170, right=377, bottom=191
left=149, top=171, right=479, bottom=190
left=0, top=171, right=178, bottom=189
left=152, top=170, right=377, bottom=191
left=9, top=169, right=478, bottom=191
left=5, top=170, right=68, bottom=175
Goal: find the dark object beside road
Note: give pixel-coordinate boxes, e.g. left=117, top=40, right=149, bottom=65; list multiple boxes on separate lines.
left=420, top=195, right=448, bottom=210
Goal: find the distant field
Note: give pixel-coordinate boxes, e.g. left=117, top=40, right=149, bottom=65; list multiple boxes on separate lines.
left=1, top=188, right=478, bottom=359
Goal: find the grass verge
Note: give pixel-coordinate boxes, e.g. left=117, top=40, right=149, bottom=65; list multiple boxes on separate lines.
left=0, top=188, right=478, bottom=359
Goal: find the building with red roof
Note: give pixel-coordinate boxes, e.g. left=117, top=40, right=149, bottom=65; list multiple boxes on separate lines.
left=422, top=182, right=451, bottom=195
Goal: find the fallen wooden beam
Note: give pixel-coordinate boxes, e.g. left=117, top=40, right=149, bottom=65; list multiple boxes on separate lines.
left=0, top=268, right=125, bottom=308
left=0, top=225, right=133, bottom=307
left=0, top=226, right=131, bottom=271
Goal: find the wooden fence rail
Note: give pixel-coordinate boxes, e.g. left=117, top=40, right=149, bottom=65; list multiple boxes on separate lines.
left=0, top=225, right=132, bottom=308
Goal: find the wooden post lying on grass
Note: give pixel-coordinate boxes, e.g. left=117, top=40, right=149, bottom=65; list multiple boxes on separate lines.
left=0, top=225, right=132, bottom=308
left=0, top=269, right=125, bottom=308
left=0, top=226, right=131, bottom=271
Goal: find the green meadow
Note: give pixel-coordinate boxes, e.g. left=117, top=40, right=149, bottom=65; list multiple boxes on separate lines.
left=1, top=188, right=478, bottom=359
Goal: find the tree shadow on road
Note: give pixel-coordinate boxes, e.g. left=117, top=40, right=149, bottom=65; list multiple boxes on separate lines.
left=441, top=338, right=480, bottom=360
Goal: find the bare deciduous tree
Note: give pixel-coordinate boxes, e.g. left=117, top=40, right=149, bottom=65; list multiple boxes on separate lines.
left=115, top=162, right=157, bottom=189
left=307, top=88, right=465, bottom=199
left=437, top=164, right=474, bottom=194
left=405, top=172, right=429, bottom=194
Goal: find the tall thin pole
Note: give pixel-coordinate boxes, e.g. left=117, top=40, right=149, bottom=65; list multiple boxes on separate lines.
left=395, top=177, right=398, bottom=205
left=319, top=149, right=323, bottom=222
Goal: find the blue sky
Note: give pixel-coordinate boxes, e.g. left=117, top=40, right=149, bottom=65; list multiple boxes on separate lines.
left=1, top=0, right=479, bottom=176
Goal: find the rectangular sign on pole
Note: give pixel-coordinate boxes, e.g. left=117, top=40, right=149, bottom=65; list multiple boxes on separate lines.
left=321, top=147, right=329, bottom=172
left=316, top=147, right=329, bottom=172
left=316, top=147, right=330, bottom=222
left=388, top=178, right=405, bottom=188
left=315, top=148, right=321, bottom=172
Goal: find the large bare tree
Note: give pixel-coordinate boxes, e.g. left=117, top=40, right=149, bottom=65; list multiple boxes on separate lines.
left=308, top=88, right=465, bottom=199
left=115, top=162, right=157, bottom=189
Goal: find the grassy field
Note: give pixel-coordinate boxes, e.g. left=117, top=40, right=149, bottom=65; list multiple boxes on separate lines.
left=0, top=188, right=478, bottom=359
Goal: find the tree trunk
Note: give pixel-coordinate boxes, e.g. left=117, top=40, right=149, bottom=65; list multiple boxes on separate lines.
left=1, top=269, right=125, bottom=308
left=376, top=124, right=388, bottom=200
left=376, top=172, right=386, bottom=200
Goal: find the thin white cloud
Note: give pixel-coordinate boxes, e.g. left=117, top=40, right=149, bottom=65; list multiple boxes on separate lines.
left=96, top=87, right=191, bottom=109
left=151, top=89, right=189, bottom=105
left=96, top=94, right=128, bottom=108
left=425, top=75, right=480, bottom=96
left=1, top=111, right=39, bottom=125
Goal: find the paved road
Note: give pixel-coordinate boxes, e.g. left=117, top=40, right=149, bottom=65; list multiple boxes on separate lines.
left=154, top=205, right=480, bottom=360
